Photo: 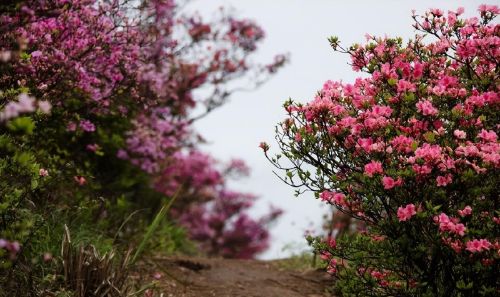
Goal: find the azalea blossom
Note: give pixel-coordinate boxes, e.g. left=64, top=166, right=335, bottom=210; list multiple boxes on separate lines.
left=382, top=176, right=402, bottom=189
left=397, top=204, right=417, bottom=222
left=39, top=168, right=49, bottom=177
left=466, top=239, right=492, bottom=253
left=458, top=206, right=472, bottom=217
left=74, top=176, right=87, bottom=186
left=364, top=161, right=383, bottom=177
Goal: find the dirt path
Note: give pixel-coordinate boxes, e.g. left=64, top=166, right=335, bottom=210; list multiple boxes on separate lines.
left=136, top=256, right=334, bottom=297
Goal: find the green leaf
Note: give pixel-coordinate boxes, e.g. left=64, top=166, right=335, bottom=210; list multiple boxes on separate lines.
left=423, top=132, right=435, bottom=143
left=411, top=141, right=419, bottom=151
left=404, top=92, right=415, bottom=103
left=20, top=52, right=30, bottom=60
left=15, top=152, right=32, bottom=166
left=7, top=116, right=35, bottom=134
left=131, top=187, right=181, bottom=264
left=31, top=179, right=38, bottom=190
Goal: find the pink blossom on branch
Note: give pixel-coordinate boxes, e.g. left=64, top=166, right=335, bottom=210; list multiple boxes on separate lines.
left=465, top=239, right=492, bottom=253
left=382, top=176, right=402, bottom=189
left=458, top=206, right=472, bottom=217
left=364, top=161, right=383, bottom=177
left=397, top=204, right=417, bottom=222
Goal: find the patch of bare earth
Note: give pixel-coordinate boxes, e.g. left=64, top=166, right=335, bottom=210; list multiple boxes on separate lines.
left=134, top=256, right=334, bottom=297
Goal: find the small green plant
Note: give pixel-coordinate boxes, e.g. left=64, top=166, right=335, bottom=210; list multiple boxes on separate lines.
left=60, top=226, right=132, bottom=297
left=131, top=188, right=181, bottom=264
left=274, top=251, right=323, bottom=272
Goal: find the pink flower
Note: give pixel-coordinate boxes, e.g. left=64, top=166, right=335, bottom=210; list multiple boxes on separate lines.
left=371, top=235, right=386, bottom=242
left=0, top=50, right=11, bottom=62
left=434, top=213, right=450, bottom=224
left=327, top=258, right=338, bottom=275
left=466, top=239, right=492, bottom=253
left=326, top=236, right=337, bottom=248
left=116, top=149, right=129, bottom=159
left=458, top=206, right=472, bottom=217
left=430, top=8, right=443, bottom=16
left=357, top=137, right=373, bottom=152
left=415, top=143, right=442, bottom=163
left=436, top=174, right=453, bottom=187
left=37, top=101, right=52, bottom=113
left=478, top=129, right=497, bottom=142
left=364, top=161, right=383, bottom=177
left=319, top=191, right=332, bottom=202
left=0, top=239, right=21, bottom=258
left=320, top=251, right=331, bottom=260
left=39, top=168, right=49, bottom=177
left=397, top=204, right=417, bottom=222
left=397, top=80, right=416, bottom=93
left=332, top=193, right=346, bottom=206
left=453, top=129, right=466, bottom=139
left=31, top=50, right=42, bottom=58
left=434, top=213, right=467, bottom=236
left=320, top=191, right=347, bottom=207
left=453, top=223, right=466, bottom=236
left=17, top=93, right=36, bottom=113
left=478, top=4, right=500, bottom=14
left=412, top=164, right=432, bottom=176
left=74, top=176, right=87, bottom=186
left=79, top=119, right=96, bottom=132
left=390, top=135, right=414, bottom=153
left=259, top=142, right=269, bottom=152
left=86, top=143, right=100, bottom=152
left=416, top=99, right=438, bottom=116
left=294, top=132, right=303, bottom=142
left=449, top=240, right=462, bottom=253
left=43, top=252, right=53, bottom=262
left=0, top=93, right=38, bottom=121
left=66, top=122, right=77, bottom=132
left=382, top=176, right=402, bottom=189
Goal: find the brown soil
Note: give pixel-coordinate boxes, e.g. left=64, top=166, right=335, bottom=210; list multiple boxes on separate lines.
left=135, top=256, right=334, bottom=297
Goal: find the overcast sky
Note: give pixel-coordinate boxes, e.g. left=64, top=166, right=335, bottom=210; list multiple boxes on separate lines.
left=191, top=0, right=495, bottom=259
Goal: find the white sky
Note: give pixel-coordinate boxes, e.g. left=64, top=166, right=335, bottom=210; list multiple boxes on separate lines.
left=191, top=0, right=495, bottom=259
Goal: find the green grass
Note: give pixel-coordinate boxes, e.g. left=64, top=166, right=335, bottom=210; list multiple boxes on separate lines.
left=272, top=250, right=324, bottom=271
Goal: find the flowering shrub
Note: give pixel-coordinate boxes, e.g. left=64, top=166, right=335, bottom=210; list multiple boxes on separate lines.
left=265, top=5, right=499, bottom=296
left=168, top=153, right=282, bottom=258
left=1, top=0, right=285, bottom=294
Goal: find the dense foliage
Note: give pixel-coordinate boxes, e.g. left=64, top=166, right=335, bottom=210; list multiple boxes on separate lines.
left=0, top=0, right=284, bottom=294
left=265, top=5, right=499, bottom=296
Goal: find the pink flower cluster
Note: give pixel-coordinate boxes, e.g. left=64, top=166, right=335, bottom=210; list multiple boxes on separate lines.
left=118, top=108, right=188, bottom=174
left=416, top=99, right=439, bottom=116
left=320, top=191, right=347, bottom=207
left=465, top=239, right=492, bottom=253
left=0, top=93, right=51, bottom=122
left=457, top=205, right=472, bottom=217
left=382, top=176, right=402, bottom=189
left=170, top=154, right=282, bottom=258
left=364, top=161, right=383, bottom=177
left=397, top=204, right=417, bottom=222
left=434, top=213, right=466, bottom=236
left=0, top=239, right=20, bottom=259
